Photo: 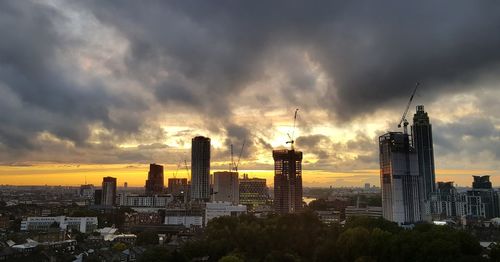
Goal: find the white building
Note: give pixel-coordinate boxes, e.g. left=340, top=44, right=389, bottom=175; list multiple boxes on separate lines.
left=165, top=216, right=203, bottom=228
left=205, top=201, right=247, bottom=226
left=21, top=216, right=98, bottom=233
left=164, top=208, right=203, bottom=228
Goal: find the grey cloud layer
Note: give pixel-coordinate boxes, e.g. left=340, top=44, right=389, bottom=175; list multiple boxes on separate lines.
left=0, top=1, right=499, bottom=168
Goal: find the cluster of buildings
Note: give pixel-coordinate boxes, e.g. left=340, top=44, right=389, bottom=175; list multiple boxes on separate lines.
left=379, top=105, right=499, bottom=225
left=70, top=135, right=307, bottom=229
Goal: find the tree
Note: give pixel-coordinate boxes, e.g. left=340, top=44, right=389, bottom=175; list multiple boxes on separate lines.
left=112, top=242, right=128, bottom=252
left=136, top=230, right=158, bottom=246
left=218, top=255, right=244, bottom=262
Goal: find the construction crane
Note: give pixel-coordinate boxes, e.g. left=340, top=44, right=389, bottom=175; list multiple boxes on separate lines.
left=184, top=159, right=190, bottom=177
left=286, top=108, right=299, bottom=150
left=398, top=83, right=420, bottom=134
left=173, top=159, right=182, bottom=178
left=229, top=140, right=246, bottom=172
left=234, top=140, right=245, bottom=172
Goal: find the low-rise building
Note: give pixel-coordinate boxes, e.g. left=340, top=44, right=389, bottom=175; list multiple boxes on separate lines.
left=205, top=201, right=247, bottom=226
left=345, top=206, right=382, bottom=219
left=20, top=216, right=98, bottom=233
left=118, top=194, right=173, bottom=208
left=164, top=208, right=203, bottom=228
left=315, top=210, right=341, bottom=224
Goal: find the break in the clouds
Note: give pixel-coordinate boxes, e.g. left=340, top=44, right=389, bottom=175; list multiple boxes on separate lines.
left=0, top=0, right=499, bottom=175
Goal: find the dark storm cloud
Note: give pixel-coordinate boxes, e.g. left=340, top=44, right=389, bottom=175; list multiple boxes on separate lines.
left=1, top=0, right=500, bottom=166
left=0, top=1, right=151, bottom=153
left=433, top=117, right=500, bottom=160
left=83, top=0, right=500, bottom=120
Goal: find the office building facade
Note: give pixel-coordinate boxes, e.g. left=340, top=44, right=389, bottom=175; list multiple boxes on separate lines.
left=191, top=136, right=211, bottom=201
left=239, top=174, right=268, bottom=209
left=379, top=132, right=423, bottom=224
left=273, top=149, right=303, bottom=214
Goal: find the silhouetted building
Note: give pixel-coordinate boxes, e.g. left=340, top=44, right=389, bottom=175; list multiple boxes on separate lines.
left=102, top=177, right=117, bottom=206
left=94, top=189, right=102, bottom=205
left=379, top=132, right=423, bottom=224
left=412, top=105, right=436, bottom=200
left=273, top=149, right=303, bottom=214
left=191, top=136, right=211, bottom=202
left=239, top=174, right=268, bottom=209
left=472, top=175, right=493, bottom=189
left=145, top=163, right=164, bottom=195
left=213, top=171, right=239, bottom=204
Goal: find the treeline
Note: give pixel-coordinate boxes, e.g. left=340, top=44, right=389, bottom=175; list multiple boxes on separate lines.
left=140, top=212, right=489, bottom=262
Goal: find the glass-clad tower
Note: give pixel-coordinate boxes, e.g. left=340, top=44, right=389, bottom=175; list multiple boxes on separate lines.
left=412, top=105, right=436, bottom=200
left=379, top=132, right=422, bottom=224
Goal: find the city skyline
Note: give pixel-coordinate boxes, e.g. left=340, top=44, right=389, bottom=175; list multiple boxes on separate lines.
left=0, top=1, right=499, bottom=187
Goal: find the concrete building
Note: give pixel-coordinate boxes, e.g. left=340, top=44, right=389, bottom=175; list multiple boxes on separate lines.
left=102, top=177, right=117, bottom=206
left=164, top=208, right=203, bottom=228
left=213, top=171, right=239, bottom=204
left=118, top=194, right=173, bottom=208
left=273, top=149, right=303, bottom=214
left=191, top=136, right=211, bottom=202
left=21, top=216, right=98, bottom=233
left=239, top=174, right=268, bottom=209
left=412, top=105, right=436, bottom=200
left=145, top=164, right=164, bottom=195
left=205, top=202, right=247, bottom=226
left=379, top=132, right=423, bottom=224
left=345, top=206, right=383, bottom=219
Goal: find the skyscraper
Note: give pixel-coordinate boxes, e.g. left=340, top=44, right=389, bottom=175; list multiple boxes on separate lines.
left=191, top=136, right=211, bottom=202
left=412, top=105, right=436, bottom=200
left=145, top=163, right=164, bottom=195
left=273, top=149, right=303, bottom=214
left=379, top=132, right=422, bottom=224
left=213, top=171, right=239, bottom=204
left=102, top=176, right=117, bottom=206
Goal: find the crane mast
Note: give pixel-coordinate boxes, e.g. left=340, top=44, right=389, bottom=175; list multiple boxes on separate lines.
left=229, top=140, right=245, bottom=172
left=286, top=108, right=299, bottom=150
left=398, top=82, right=420, bottom=134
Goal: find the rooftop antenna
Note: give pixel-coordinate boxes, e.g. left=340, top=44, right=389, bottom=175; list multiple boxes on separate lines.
left=398, top=83, right=420, bottom=134
left=286, top=108, right=299, bottom=150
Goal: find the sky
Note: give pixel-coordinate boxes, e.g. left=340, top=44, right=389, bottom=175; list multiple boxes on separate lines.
left=0, top=1, right=499, bottom=187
